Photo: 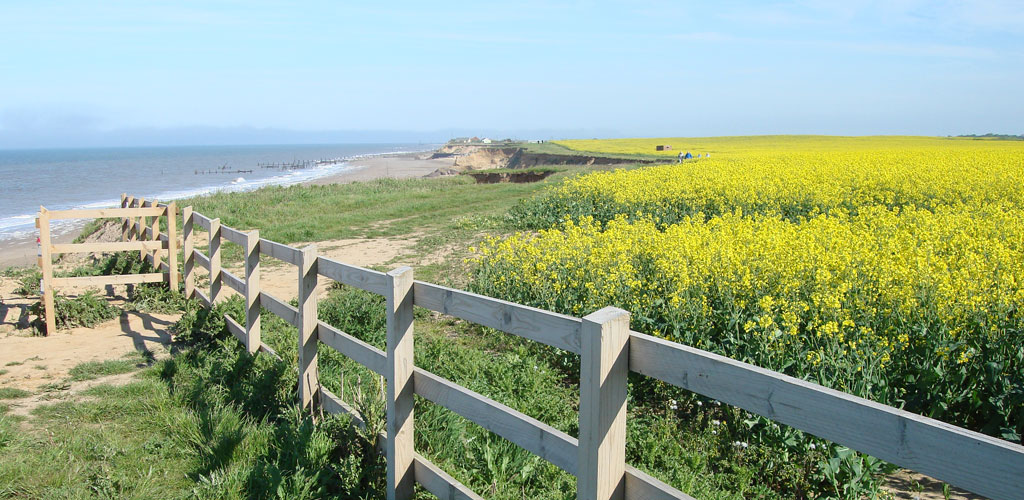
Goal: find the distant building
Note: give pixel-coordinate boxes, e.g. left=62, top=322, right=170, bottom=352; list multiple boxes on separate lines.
left=656, top=145, right=673, bottom=151
left=471, top=136, right=481, bottom=142
left=482, top=138, right=492, bottom=144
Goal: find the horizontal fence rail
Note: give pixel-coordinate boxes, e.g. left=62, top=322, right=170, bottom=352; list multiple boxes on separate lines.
left=629, top=332, right=1023, bottom=499
left=413, top=281, right=583, bottom=354
left=175, top=203, right=1024, bottom=500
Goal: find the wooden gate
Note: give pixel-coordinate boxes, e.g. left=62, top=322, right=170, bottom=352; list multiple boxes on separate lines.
left=36, top=197, right=178, bottom=334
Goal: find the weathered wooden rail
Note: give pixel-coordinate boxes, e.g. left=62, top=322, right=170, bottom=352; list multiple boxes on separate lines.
left=173, top=202, right=1024, bottom=499
left=34, top=195, right=178, bottom=334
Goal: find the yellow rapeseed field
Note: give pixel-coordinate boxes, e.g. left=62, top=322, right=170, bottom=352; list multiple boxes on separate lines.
left=516, top=137, right=1024, bottom=226
left=476, top=136, right=1024, bottom=443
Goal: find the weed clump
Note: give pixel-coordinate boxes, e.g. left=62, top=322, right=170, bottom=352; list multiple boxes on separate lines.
left=0, top=388, right=31, bottom=400
left=126, top=284, right=189, bottom=314
left=12, top=269, right=41, bottom=297
left=30, top=291, right=119, bottom=333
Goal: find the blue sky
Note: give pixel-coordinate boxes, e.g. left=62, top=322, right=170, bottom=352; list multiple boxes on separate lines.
left=1, top=1, right=1022, bottom=147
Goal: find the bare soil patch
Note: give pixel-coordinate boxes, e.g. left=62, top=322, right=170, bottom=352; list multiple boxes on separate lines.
left=219, top=235, right=424, bottom=302
left=883, top=470, right=986, bottom=499
left=1, top=258, right=179, bottom=394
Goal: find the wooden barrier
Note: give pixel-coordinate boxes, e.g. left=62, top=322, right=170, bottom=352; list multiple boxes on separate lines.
left=579, top=307, right=631, bottom=499
left=182, top=207, right=262, bottom=355
left=386, top=266, right=416, bottom=500
left=244, top=229, right=260, bottom=354
left=120, top=195, right=179, bottom=284
left=298, top=245, right=320, bottom=412
left=182, top=205, right=195, bottom=299
left=208, top=217, right=221, bottom=304
left=175, top=207, right=1024, bottom=500
left=35, top=200, right=178, bottom=335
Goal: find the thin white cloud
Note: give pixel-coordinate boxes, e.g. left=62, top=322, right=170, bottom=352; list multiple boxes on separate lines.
left=667, top=32, right=738, bottom=42
left=664, top=31, right=1000, bottom=59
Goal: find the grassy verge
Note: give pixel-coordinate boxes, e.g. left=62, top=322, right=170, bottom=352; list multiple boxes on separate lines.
left=521, top=140, right=665, bottom=161
left=0, top=388, right=30, bottom=400
left=183, top=176, right=544, bottom=243
left=180, top=173, right=578, bottom=286
left=68, top=352, right=153, bottom=382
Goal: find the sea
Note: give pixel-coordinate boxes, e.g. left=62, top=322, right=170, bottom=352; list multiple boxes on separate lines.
left=0, top=143, right=434, bottom=242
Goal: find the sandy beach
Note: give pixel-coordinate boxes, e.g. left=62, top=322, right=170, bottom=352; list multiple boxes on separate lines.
left=0, top=151, right=455, bottom=269
left=304, top=151, right=455, bottom=186
left=0, top=231, right=77, bottom=269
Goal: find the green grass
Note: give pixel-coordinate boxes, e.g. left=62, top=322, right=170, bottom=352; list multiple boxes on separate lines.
left=4, top=362, right=22, bottom=367
left=181, top=174, right=582, bottom=285
left=184, top=176, right=546, bottom=243
left=0, top=370, right=8, bottom=377
left=521, top=140, right=665, bottom=161
left=0, top=387, right=31, bottom=399
left=67, top=357, right=144, bottom=382
left=70, top=218, right=107, bottom=244
left=1, top=304, right=385, bottom=498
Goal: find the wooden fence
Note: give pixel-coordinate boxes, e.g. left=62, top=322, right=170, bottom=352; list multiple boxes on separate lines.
left=176, top=202, right=1024, bottom=500
left=34, top=196, right=178, bottom=334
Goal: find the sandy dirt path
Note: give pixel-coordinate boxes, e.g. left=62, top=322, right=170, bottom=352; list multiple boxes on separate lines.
left=1, top=276, right=178, bottom=392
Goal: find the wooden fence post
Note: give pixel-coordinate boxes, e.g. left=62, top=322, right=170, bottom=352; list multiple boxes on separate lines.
left=125, top=196, right=136, bottom=241
left=298, top=245, right=320, bottom=411
left=166, top=202, right=178, bottom=290
left=209, top=218, right=221, bottom=303
left=578, top=307, right=631, bottom=500
left=120, top=194, right=128, bottom=241
left=136, top=197, right=146, bottom=261
left=245, top=230, right=261, bottom=353
left=385, top=266, right=415, bottom=500
left=182, top=206, right=195, bottom=299
left=150, top=200, right=161, bottom=269
left=37, top=207, right=56, bottom=336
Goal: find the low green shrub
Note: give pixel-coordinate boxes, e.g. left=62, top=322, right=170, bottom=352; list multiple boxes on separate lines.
left=30, top=291, right=119, bottom=333
left=13, top=269, right=41, bottom=297
left=126, top=283, right=189, bottom=314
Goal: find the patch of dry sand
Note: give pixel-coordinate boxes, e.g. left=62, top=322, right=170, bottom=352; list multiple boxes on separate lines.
left=884, top=470, right=986, bottom=500
left=216, top=236, right=422, bottom=302
left=0, top=268, right=178, bottom=393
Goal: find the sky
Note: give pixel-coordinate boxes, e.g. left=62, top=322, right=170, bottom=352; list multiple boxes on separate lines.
left=1, top=0, right=1022, bottom=148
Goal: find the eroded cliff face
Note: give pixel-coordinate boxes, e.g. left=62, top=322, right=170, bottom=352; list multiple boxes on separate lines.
left=433, top=145, right=651, bottom=171
left=465, top=170, right=558, bottom=184
left=454, top=148, right=520, bottom=169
